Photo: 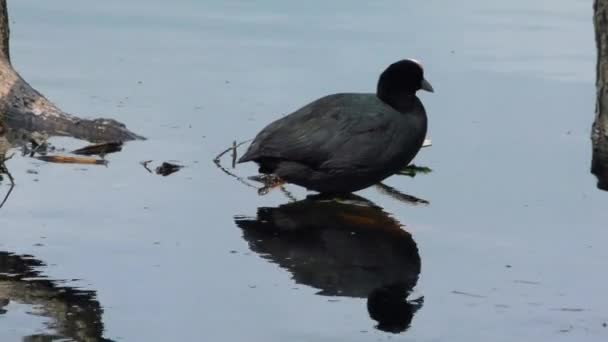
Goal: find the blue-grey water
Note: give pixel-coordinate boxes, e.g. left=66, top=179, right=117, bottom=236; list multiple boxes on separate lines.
left=1, top=0, right=606, bottom=341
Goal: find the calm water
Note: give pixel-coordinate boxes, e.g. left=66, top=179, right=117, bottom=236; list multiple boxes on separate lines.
left=1, top=0, right=606, bottom=341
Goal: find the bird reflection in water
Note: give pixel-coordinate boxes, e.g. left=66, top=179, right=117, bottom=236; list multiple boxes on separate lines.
left=234, top=194, right=423, bottom=333
left=0, top=251, right=112, bottom=342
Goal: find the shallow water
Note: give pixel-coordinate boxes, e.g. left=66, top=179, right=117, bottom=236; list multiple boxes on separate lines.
left=1, top=0, right=606, bottom=341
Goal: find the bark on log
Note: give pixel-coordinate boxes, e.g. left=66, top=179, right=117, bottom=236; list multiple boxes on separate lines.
left=593, top=0, right=608, bottom=190
left=0, top=0, right=143, bottom=143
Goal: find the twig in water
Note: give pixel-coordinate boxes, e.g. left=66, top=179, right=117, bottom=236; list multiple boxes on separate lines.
left=2, top=153, right=14, bottom=162
left=231, top=140, right=237, bottom=169
left=141, top=160, right=153, bottom=173
left=279, top=186, right=298, bottom=202
left=213, top=139, right=251, bottom=164
left=214, top=140, right=300, bottom=201
left=0, top=153, right=16, bottom=209
left=213, top=139, right=259, bottom=190
left=374, top=182, right=429, bottom=206
left=0, top=174, right=14, bottom=209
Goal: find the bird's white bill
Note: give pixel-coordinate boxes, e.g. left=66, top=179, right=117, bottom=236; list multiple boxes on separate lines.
left=422, top=138, right=432, bottom=147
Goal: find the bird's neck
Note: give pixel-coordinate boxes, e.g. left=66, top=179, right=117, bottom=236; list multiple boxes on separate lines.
left=377, top=92, right=420, bottom=113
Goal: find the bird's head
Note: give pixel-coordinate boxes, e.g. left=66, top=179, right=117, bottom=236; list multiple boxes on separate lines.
left=377, top=59, right=433, bottom=106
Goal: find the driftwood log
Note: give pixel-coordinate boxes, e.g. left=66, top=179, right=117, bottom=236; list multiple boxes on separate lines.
left=593, top=0, right=608, bottom=190
left=0, top=0, right=142, bottom=143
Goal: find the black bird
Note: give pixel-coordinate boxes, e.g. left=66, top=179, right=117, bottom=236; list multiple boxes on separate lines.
left=238, top=59, right=433, bottom=193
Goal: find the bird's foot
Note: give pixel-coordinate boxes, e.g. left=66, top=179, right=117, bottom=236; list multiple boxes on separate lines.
left=249, top=174, right=286, bottom=196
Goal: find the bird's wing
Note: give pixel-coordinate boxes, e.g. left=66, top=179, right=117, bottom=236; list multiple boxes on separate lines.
left=239, top=94, right=398, bottom=171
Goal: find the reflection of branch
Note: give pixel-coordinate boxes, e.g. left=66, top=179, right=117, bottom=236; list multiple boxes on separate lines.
left=374, top=183, right=429, bottom=206
left=0, top=152, right=15, bottom=209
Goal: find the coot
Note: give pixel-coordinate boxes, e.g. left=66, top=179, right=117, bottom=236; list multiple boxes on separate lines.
left=238, top=59, right=433, bottom=193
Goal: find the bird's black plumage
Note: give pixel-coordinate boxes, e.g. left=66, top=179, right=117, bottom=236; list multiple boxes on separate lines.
left=239, top=59, right=433, bottom=193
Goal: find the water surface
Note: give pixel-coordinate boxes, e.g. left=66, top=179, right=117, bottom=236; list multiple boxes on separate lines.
left=1, top=0, right=606, bottom=341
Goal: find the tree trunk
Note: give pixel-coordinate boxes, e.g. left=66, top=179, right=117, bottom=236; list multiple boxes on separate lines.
left=0, top=0, right=10, bottom=65
left=0, top=0, right=142, bottom=143
left=593, top=0, right=608, bottom=190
